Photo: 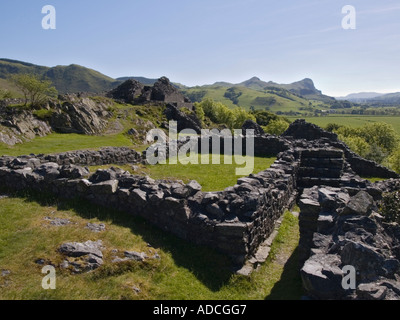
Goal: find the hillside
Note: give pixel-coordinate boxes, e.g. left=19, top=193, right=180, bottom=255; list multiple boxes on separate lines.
left=337, top=92, right=385, bottom=102
left=337, top=91, right=400, bottom=105
left=181, top=84, right=331, bottom=114
left=201, top=77, right=334, bottom=103
left=0, top=59, right=119, bottom=94
left=0, top=58, right=344, bottom=113
left=116, top=76, right=158, bottom=86
left=367, top=92, right=400, bottom=105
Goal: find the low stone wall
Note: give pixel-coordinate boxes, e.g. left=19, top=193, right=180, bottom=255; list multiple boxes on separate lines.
left=283, top=120, right=399, bottom=180
left=1, top=120, right=399, bottom=277
left=0, top=147, right=299, bottom=267
left=0, top=147, right=143, bottom=168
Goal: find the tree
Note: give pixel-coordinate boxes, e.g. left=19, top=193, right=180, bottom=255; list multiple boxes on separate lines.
left=195, top=98, right=256, bottom=129
left=10, top=74, right=57, bottom=108
left=194, top=104, right=205, bottom=124
left=338, top=134, right=369, bottom=158
left=250, top=110, right=278, bottom=126
left=231, top=107, right=256, bottom=129
left=389, top=149, right=400, bottom=173
left=358, top=123, right=400, bottom=154
left=263, top=119, right=290, bottom=136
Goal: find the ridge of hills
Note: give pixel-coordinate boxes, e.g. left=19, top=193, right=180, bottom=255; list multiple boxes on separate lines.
left=0, top=58, right=359, bottom=113
left=337, top=91, right=400, bottom=105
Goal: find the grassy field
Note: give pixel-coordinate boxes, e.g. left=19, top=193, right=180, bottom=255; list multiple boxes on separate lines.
left=0, top=132, right=133, bottom=157
left=0, top=192, right=302, bottom=300
left=90, top=154, right=277, bottom=192
left=287, top=115, right=400, bottom=135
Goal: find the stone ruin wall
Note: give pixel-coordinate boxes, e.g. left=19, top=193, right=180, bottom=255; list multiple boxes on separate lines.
left=0, top=143, right=299, bottom=268
left=0, top=120, right=399, bottom=274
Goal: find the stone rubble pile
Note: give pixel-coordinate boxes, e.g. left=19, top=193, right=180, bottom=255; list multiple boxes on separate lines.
left=299, top=184, right=400, bottom=300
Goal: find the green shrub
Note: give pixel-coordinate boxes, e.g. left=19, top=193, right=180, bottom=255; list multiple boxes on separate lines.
left=0, top=88, right=12, bottom=100
left=338, top=134, right=369, bottom=158
left=334, top=122, right=400, bottom=165
left=364, top=143, right=388, bottom=164
left=195, top=98, right=255, bottom=129
left=194, top=104, right=205, bottom=124
left=389, top=149, right=400, bottom=173
left=358, top=123, right=399, bottom=154
left=380, top=191, right=400, bottom=223
left=263, top=119, right=290, bottom=136
left=251, top=110, right=279, bottom=126
left=33, top=109, right=55, bottom=120
left=325, top=123, right=342, bottom=132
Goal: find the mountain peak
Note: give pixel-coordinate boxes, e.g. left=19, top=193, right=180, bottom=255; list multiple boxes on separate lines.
left=239, top=77, right=268, bottom=90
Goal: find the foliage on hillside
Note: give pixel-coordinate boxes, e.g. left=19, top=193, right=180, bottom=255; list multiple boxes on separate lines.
left=184, top=85, right=318, bottom=115
left=0, top=59, right=118, bottom=94
left=194, top=98, right=256, bottom=129
left=193, top=98, right=292, bottom=134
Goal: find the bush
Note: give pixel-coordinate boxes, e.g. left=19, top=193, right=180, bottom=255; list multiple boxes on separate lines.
left=389, top=149, right=400, bottom=173
left=325, top=123, right=342, bottom=132
left=380, top=191, right=400, bottom=223
left=194, top=104, right=205, bottom=124
left=263, top=119, right=290, bottom=136
left=194, top=98, right=255, bottom=129
left=250, top=110, right=279, bottom=126
left=338, top=134, right=369, bottom=158
left=364, top=143, right=388, bottom=164
left=334, top=122, right=400, bottom=165
left=358, top=123, right=399, bottom=154
left=0, top=88, right=12, bottom=100
left=33, top=109, right=55, bottom=120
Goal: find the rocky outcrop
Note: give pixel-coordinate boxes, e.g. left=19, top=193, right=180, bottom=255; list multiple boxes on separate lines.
left=164, top=103, right=202, bottom=133
left=49, top=95, right=112, bottom=135
left=242, top=120, right=265, bottom=136
left=151, top=77, right=192, bottom=108
left=0, top=107, right=52, bottom=146
left=0, top=95, right=114, bottom=146
left=106, top=79, right=144, bottom=104
left=107, top=77, right=193, bottom=109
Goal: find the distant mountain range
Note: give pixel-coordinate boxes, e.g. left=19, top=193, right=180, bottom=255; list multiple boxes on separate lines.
left=203, top=76, right=335, bottom=103
left=0, top=59, right=328, bottom=97
left=337, top=91, right=400, bottom=105
left=2, top=58, right=398, bottom=111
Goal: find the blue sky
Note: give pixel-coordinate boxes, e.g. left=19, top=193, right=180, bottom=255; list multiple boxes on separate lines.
left=1, top=0, right=400, bottom=96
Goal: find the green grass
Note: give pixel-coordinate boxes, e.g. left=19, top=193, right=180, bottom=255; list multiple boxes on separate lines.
left=0, top=192, right=301, bottom=300
left=0, top=132, right=133, bottom=157
left=362, top=177, right=387, bottom=183
left=287, top=115, right=400, bottom=135
left=90, top=154, right=277, bottom=192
